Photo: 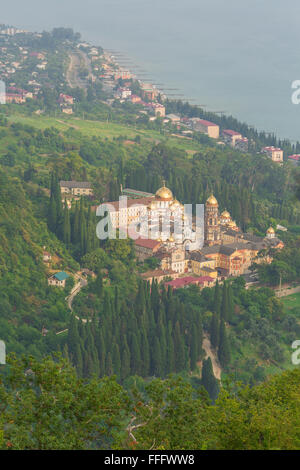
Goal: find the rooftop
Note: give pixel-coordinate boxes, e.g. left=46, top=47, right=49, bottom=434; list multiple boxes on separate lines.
left=60, top=181, right=92, bottom=189
left=195, top=119, right=218, bottom=127
left=223, top=129, right=242, bottom=136
left=52, top=271, right=69, bottom=282
left=134, top=238, right=162, bottom=250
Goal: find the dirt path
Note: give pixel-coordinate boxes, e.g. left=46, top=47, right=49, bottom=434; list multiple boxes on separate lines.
left=202, top=335, right=222, bottom=380
left=66, top=273, right=87, bottom=311
left=55, top=119, right=80, bottom=130
left=62, top=273, right=92, bottom=328
left=275, top=285, right=300, bottom=298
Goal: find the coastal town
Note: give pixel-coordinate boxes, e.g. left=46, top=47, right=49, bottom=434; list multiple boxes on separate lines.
left=1, top=25, right=300, bottom=163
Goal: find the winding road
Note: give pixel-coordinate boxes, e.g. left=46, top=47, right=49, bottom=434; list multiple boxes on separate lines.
left=202, top=334, right=222, bottom=381
left=66, top=50, right=92, bottom=90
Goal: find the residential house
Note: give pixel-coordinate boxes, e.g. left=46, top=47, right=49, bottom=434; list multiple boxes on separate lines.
left=60, top=181, right=93, bottom=197
left=43, top=251, right=52, bottom=263
left=134, top=238, right=162, bottom=262
left=222, top=129, right=243, bottom=146
left=48, top=271, right=69, bottom=288
left=262, top=146, right=283, bottom=163
left=192, top=119, right=220, bottom=139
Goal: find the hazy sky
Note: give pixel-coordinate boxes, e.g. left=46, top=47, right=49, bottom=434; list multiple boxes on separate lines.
left=2, top=0, right=300, bottom=139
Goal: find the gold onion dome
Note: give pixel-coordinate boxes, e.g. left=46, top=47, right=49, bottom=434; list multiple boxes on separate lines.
left=155, top=182, right=173, bottom=200
left=267, top=226, right=275, bottom=234
left=170, top=198, right=180, bottom=210
left=221, top=210, right=231, bottom=218
left=168, top=235, right=175, bottom=242
left=206, top=194, right=218, bottom=206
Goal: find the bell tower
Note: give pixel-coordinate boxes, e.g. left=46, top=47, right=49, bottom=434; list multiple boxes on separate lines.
left=205, top=195, right=221, bottom=245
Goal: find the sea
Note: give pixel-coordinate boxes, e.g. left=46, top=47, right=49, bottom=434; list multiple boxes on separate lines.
left=2, top=0, right=300, bottom=141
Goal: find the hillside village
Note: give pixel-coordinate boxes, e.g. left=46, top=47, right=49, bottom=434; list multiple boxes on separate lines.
left=1, top=25, right=300, bottom=163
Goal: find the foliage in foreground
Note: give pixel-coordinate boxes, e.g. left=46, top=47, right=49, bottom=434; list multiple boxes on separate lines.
left=0, top=355, right=300, bottom=450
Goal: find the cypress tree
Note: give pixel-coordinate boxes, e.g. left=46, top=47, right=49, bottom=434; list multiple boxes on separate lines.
left=190, top=326, right=198, bottom=370
left=213, top=280, right=221, bottom=315
left=94, top=272, right=103, bottom=298
left=140, top=329, right=150, bottom=377
left=152, top=336, right=163, bottom=377
left=74, top=342, right=83, bottom=377
left=121, top=338, right=131, bottom=381
left=174, top=321, right=186, bottom=372
left=221, top=282, right=229, bottom=322
left=48, top=195, right=57, bottom=232
left=67, top=316, right=80, bottom=359
left=227, top=283, right=234, bottom=323
left=202, top=357, right=220, bottom=402
left=105, top=352, right=113, bottom=376
left=166, top=329, right=175, bottom=374
left=72, top=201, right=80, bottom=244
left=112, top=343, right=121, bottom=380
left=130, top=333, right=142, bottom=375
left=210, top=313, right=219, bottom=349
left=218, top=320, right=231, bottom=367
left=63, top=200, right=71, bottom=245
left=95, top=330, right=106, bottom=376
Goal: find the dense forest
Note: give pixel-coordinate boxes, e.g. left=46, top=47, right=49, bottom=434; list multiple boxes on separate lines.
left=65, top=280, right=204, bottom=380
left=1, top=354, right=300, bottom=450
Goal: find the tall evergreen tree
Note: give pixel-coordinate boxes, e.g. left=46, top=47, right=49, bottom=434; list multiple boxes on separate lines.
left=202, top=357, right=220, bottom=402
left=210, top=313, right=219, bottom=349
left=121, top=338, right=131, bottom=381
left=105, top=352, right=113, bottom=376
left=213, top=280, right=221, bottom=315
left=221, top=282, right=229, bottom=322
left=218, top=321, right=231, bottom=368
left=63, top=200, right=71, bottom=245
left=112, top=343, right=121, bottom=380
left=152, top=336, right=163, bottom=376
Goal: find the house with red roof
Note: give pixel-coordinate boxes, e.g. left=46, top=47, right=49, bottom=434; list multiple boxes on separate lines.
left=288, top=154, right=300, bottom=165
left=222, top=129, right=242, bottom=146
left=59, top=93, right=74, bottom=105
left=192, top=119, right=219, bottom=139
left=262, top=146, right=283, bottom=163
left=134, top=238, right=162, bottom=261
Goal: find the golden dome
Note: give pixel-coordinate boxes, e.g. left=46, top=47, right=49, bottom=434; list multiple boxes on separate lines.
left=206, top=194, right=218, bottom=206
left=155, top=182, right=173, bottom=200
left=267, top=226, right=275, bottom=234
left=170, top=198, right=180, bottom=211
left=168, top=235, right=175, bottom=242
left=221, top=210, right=231, bottom=218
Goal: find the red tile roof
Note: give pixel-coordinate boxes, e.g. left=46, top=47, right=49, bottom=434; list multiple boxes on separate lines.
left=223, top=129, right=242, bottom=136
left=196, top=119, right=218, bottom=127
left=288, top=154, right=300, bottom=160
left=262, top=146, right=282, bottom=152
left=135, top=238, right=161, bottom=250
